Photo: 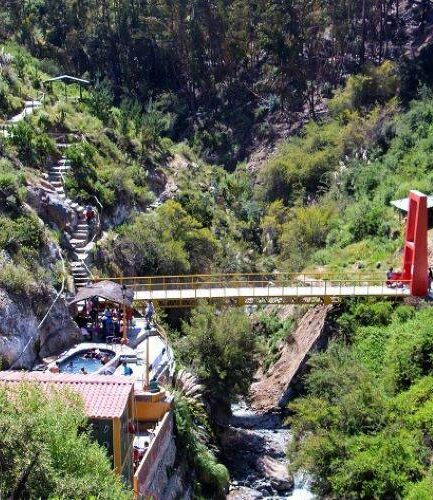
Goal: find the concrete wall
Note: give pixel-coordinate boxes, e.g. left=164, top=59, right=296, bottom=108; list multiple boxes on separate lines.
left=134, top=411, right=177, bottom=499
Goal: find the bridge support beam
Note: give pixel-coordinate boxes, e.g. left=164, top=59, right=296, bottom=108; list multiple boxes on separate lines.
left=402, top=190, right=428, bottom=297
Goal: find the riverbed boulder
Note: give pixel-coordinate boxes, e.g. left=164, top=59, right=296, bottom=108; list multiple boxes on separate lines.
left=227, top=486, right=263, bottom=499
left=250, top=304, right=332, bottom=412
left=258, top=456, right=294, bottom=493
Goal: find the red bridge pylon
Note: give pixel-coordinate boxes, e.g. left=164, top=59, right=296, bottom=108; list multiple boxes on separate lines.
left=401, top=190, right=428, bottom=296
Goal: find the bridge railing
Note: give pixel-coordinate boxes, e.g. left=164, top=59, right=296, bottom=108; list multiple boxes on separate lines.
left=98, top=272, right=411, bottom=295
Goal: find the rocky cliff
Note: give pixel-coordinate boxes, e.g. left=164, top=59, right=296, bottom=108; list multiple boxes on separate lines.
left=250, top=304, right=332, bottom=412
left=0, top=286, right=80, bottom=369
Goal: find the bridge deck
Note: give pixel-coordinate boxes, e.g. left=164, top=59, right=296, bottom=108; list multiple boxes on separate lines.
left=134, top=285, right=409, bottom=302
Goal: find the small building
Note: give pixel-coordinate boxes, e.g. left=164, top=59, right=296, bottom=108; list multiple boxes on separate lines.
left=391, top=195, right=433, bottom=228
left=43, top=75, right=90, bottom=100
left=0, top=372, right=135, bottom=486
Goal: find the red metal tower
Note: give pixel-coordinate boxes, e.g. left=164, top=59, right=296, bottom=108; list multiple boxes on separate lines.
left=401, top=190, right=428, bottom=296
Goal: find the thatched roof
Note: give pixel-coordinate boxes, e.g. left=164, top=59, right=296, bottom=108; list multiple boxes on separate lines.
left=68, top=280, right=134, bottom=306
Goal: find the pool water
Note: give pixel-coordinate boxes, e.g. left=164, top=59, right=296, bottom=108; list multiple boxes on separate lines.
left=59, top=349, right=115, bottom=374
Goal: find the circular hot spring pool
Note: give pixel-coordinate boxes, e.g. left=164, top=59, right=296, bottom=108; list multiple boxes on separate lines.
left=59, top=349, right=116, bottom=374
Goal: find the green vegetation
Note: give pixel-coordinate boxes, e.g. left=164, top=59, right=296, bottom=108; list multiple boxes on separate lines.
left=0, top=382, right=129, bottom=499
left=253, top=310, right=296, bottom=372
left=173, top=392, right=229, bottom=499
left=3, top=3, right=433, bottom=497
left=175, top=302, right=257, bottom=408
left=0, top=158, right=50, bottom=295
left=1, top=2, right=428, bottom=165
left=289, top=302, right=433, bottom=498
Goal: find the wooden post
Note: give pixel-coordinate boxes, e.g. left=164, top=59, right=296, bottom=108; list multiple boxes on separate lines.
left=144, top=336, right=150, bottom=390
left=122, top=283, right=127, bottom=342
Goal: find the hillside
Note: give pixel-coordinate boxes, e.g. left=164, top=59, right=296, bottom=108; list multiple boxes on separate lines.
left=3, top=1, right=433, bottom=168
left=3, top=1, right=433, bottom=498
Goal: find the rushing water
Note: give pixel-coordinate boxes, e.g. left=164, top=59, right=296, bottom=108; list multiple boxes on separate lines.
left=223, top=400, right=314, bottom=499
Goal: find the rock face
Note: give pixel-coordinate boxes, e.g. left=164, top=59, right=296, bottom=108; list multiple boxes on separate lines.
left=250, top=304, right=332, bottom=412
left=27, top=184, right=77, bottom=231
left=0, top=287, right=80, bottom=369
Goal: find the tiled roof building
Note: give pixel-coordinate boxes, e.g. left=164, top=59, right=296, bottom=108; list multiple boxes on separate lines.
left=0, top=371, right=133, bottom=419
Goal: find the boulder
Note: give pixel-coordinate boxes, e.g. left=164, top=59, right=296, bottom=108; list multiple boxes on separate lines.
left=0, top=287, right=80, bottom=369
left=27, top=184, right=76, bottom=230
left=258, top=456, right=294, bottom=493
left=227, top=486, right=263, bottom=499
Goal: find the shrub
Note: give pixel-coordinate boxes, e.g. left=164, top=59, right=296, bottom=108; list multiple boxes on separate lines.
left=8, top=120, right=55, bottom=165
left=173, top=392, right=229, bottom=499
left=278, top=203, right=338, bottom=271
left=87, top=77, right=113, bottom=123
left=0, top=262, right=34, bottom=295
left=329, top=61, right=399, bottom=116
left=177, top=302, right=257, bottom=406
left=0, top=382, right=130, bottom=499
left=0, top=214, right=44, bottom=253
left=384, top=309, right=433, bottom=393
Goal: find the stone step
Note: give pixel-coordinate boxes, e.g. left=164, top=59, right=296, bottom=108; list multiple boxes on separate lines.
left=77, top=223, right=88, bottom=230
left=72, top=232, right=89, bottom=240
left=50, top=181, right=62, bottom=187
left=70, top=238, right=88, bottom=247
left=73, top=271, right=89, bottom=278
left=70, top=262, right=87, bottom=269
left=70, top=232, right=88, bottom=240
left=75, top=280, right=90, bottom=286
left=74, top=274, right=90, bottom=280
left=50, top=168, right=69, bottom=174
left=57, top=143, right=69, bottom=148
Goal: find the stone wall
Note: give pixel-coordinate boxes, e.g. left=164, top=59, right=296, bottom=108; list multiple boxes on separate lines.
left=134, top=412, right=185, bottom=499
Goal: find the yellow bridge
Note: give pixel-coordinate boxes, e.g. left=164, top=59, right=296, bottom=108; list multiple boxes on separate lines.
left=103, top=273, right=411, bottom=308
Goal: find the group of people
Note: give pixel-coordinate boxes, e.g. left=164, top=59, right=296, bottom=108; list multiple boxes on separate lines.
left=385, top=267, right=405, bottom=288
left=83, top=348, right=110, bottom=364
left=386, top=266, right=433, bottom=291
left=75, top=301, right=134, bottom=342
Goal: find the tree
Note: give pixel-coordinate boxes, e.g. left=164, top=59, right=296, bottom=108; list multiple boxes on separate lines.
left=177, top=302, right=257, bottom=408
left=0, top=382, right=130, bottom=499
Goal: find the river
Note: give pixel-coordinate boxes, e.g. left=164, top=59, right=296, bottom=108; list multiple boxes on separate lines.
left=222, top=400, right=314, bottom=499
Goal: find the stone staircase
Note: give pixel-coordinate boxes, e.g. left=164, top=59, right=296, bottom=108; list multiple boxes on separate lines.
left=1, top=99, right=43, bottom=137
left=2, top=97, right=97, bottom=290
left=8, top=100, right=42, bottom=123
left=47, top=142, right=96, bottom=289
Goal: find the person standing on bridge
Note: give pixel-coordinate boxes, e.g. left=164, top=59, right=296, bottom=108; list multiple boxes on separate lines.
left=386, top=267, right=395, bottom=287
left=145, top=300, right=154, bottom=325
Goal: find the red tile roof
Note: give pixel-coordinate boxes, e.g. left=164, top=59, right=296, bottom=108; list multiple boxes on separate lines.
left=0, top=371, right=134, bottom=419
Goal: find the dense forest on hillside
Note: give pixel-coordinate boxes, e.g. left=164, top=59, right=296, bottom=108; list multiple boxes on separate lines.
left=3, top=1, right=433, bottom=498
left=2, top=1, right=433, bottom=165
